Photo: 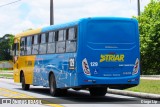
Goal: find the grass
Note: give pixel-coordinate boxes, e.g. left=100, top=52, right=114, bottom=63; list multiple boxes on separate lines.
left=127, top=79, right=160, bottom=94
left=0, top=74, right=13, bottom=78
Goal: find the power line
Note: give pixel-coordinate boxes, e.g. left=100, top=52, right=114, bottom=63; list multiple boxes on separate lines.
left=0, top=0, right=22, bottom=8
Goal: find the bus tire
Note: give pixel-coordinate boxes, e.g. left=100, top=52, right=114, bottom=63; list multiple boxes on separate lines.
left=89, top=87, right=107, bottom=96
left=49, top=73, right=60, bottom=96
left=21, top=73, right=30, bottom=90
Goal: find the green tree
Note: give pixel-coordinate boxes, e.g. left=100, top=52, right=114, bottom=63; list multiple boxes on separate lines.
left=137, top=0, right=160, bottom=74
left=0, top=34, right=14, bottom=61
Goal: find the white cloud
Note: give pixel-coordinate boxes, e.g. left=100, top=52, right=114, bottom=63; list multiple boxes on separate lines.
left=0, top=0, right=150, bottom=37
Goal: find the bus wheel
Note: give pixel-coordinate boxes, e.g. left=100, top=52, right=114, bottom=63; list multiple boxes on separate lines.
left=89, top=87, right=107, bottom=96
left=49, top=74, right=60, bottom=96
left=21, top=73, right=30, bottom=90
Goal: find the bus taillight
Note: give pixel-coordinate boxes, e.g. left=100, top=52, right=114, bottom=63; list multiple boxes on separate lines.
left=82, top=58, right=91, bottom=76
left=132, top=58, right=139, bottom=75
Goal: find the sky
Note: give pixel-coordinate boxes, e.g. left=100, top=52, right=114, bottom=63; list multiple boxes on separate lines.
left=0, top=0, right=150, bottom=37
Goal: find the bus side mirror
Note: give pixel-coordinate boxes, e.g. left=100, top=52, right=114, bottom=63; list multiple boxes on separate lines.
left=12, top=44, right=15, bottom=51
left=20, top=41, right=24, bottom=51
left=12, top=43, right=19, bottom=56
left=12, top=43, right=19, bottom=51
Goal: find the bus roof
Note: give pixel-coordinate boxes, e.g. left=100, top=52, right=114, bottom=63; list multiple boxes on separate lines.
left=14, top=21, right=79, bottom=38
left=15, top=17, right=137, bottom=38
left=42, top=20, right=79, bottom=33
left=15, top=28, right=42, bottom=38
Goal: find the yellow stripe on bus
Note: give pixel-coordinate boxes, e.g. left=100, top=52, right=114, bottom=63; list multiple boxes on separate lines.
left=15, top=28, right=42, bottom=38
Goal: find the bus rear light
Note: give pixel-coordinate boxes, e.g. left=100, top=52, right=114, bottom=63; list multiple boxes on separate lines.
left=132, top=58, right=139, bottom=75
left=82, top=58, right=91, bottom=76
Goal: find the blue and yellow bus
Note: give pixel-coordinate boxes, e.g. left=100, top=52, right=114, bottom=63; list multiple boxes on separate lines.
left=13, top=17, right=140, bottom=96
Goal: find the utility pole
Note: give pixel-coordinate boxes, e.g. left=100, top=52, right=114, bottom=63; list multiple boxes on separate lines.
left=50, top=0, right=54, bottom=25
left=137, top=0, right=140, bottom=16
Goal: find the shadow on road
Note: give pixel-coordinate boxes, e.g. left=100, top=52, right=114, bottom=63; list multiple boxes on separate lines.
left=16, top=87, right=141, bottom=104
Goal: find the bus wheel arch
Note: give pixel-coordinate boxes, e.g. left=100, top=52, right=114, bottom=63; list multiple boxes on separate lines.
left=48, top=71, right=53, bottom=83
left=20, top=70, right=23, bottom=83
left=48, top=71, right=55, bottom=88
left=49, top=72, right=68, bottom=96
left=49, top=71, right=59, bottom=96
left=20, top=70, right=30, bottom=90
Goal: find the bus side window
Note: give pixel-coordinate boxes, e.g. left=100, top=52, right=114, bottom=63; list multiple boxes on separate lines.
left=39, top=33, right=47, bottom=54
left=32, top=35, right=39, bottom=55
left=20, top=38, right=25, bottom=56
left=58, top=30, right=64, bottom=41
left=26, top=36, right=32, bottom=55
left=56, top=30, right=65, bottom=53
left=68, top=28, right=76, bottom=40
left=63, top=30, right=66, bottom=40
left=66, top=27, right=77, bottom=52
left=47, top=32, right=55, bottom=53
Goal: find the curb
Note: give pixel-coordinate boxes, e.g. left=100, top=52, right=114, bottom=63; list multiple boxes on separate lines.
left=0, top=72, right=13, bottom=75
left=0, top=76, right=13, bottom=79
left=140, top=75, right=160, bottom=80
left=108, top=89, right=160, bottom=100
left=141, top=77, right=160, bottom=80
left=141, top=75, right=160, bottom=78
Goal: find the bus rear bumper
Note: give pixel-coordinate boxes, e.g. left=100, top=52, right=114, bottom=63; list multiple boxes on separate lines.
left=78, top=74, right=140, bottom=89
left=79, top=84, right=138, bottom=90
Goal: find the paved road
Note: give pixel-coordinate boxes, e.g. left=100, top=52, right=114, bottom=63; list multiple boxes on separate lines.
left=0, top=78, right=159, bottom=107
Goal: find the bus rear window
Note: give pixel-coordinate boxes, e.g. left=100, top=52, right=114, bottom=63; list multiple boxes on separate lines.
left=87, top=21, right=136, bottom=43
